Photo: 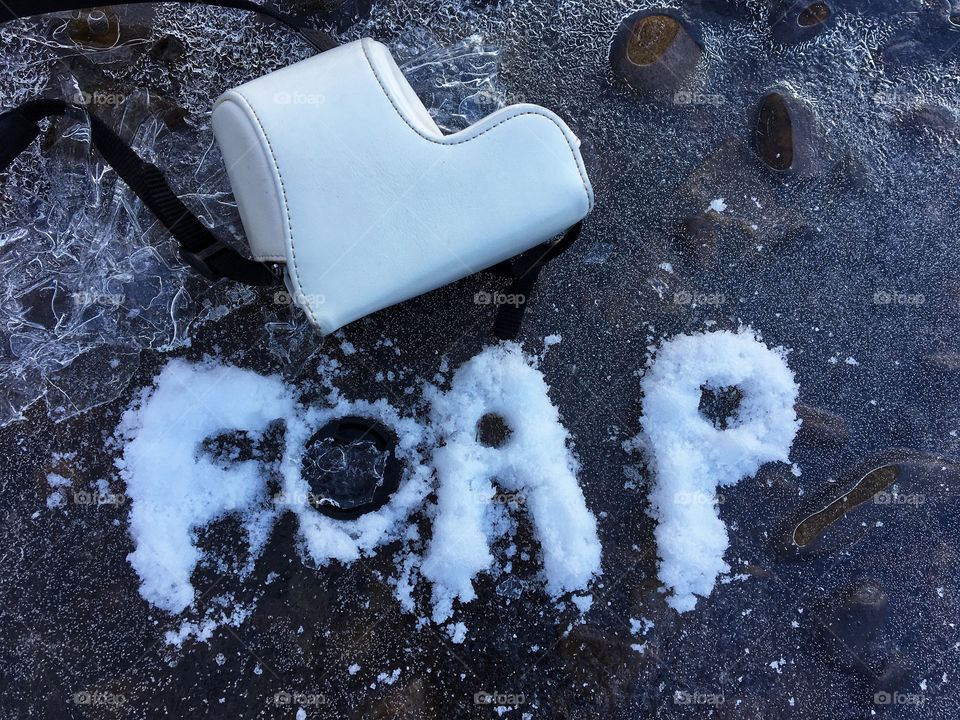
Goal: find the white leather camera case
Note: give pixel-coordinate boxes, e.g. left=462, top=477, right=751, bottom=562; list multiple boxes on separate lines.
left=212, top=38, right=594, bottom=334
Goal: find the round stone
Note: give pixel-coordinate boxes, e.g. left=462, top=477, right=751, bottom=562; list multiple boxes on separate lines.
left=610, top=11, right=703, bottom=94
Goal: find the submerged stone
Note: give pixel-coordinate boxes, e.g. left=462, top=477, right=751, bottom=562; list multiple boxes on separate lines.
left=881, top=37, right=930, bottom=68
left=874, top=653, right=912, bottom=695
left=782, top=452, right=958, bottom=557
left=768, top=1, right=834, bottom=44
left=795, top=403, right=849, bottom=447
left=816, top=581, right=890, bottom=675
left=755, top=90, right=817, bottom=174
left=559, top=625, right=643, bottom=707
left=67, top=9, right=120, bottom=47
left=610, top=11, right=703, bottom=94
left=756, top=93, right=793, bottom=171
left=150, top=34, right=186, bottom=63
left=677, top=215, right=718, bottom=267
left=900, top=103, right=959, bottom=137
left=880, top=1, right=960, bottom=68
left=791, top=464, right=899, bottom=549
left=676, top=139, right=805, bottom=264
left=65, top=6, right=154, bottom=51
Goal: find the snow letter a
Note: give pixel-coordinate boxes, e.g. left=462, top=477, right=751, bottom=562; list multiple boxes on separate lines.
left=422, top=343, right=602, bottom=622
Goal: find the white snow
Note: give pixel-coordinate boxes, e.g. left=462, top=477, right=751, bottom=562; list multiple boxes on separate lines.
left=115, top=360, right=294, bottom=614
left=421, top=343, right=601, bottom=622
left=163, top=597, right=253, bottom=648
left=572, top=594, right=593, bottom=614
left=542, top=334, right=562, bottom=353
left=46, top=472, right=72, bottom=509
left=116, top=360, right=431, bottom=616
left=348, top=663, right=360, bottom=675
left=47, top=472, right=71, bottom=487
left=376, top=669, right=401, bottom=685
left=447, top=621, right=468, bottom=644
left=635, top=330, right=799, bottom=612
left=116, top=344, right=601, bottom=629
left=708, top=198, right=727, bottom=213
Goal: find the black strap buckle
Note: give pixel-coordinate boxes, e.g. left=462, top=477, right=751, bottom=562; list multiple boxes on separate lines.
left=179, top=241, right=229, bottom=281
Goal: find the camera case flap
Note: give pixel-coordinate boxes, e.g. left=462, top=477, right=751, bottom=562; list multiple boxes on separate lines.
left=212, top=38, right=594, bottom=334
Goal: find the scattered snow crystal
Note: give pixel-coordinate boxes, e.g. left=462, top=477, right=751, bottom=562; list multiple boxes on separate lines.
left=636, top=330, right=799, bottom=612
left=447, top=621, right=468, bottom=644
left=422, top=343, right=601, bottom=622
left=46, top=473, right=71, bottom=488
left=572, top=594, right=593, bottom=614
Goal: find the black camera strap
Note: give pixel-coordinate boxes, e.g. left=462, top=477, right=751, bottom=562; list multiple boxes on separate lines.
left=0, top=1, right=333, bottom=286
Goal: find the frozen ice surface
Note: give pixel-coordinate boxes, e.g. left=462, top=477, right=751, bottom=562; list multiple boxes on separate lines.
left=392, top=28, right=504, bottom=133
left=302, top=437, right=389, bottom=511
left=5, top=0, right=960, bottom=718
